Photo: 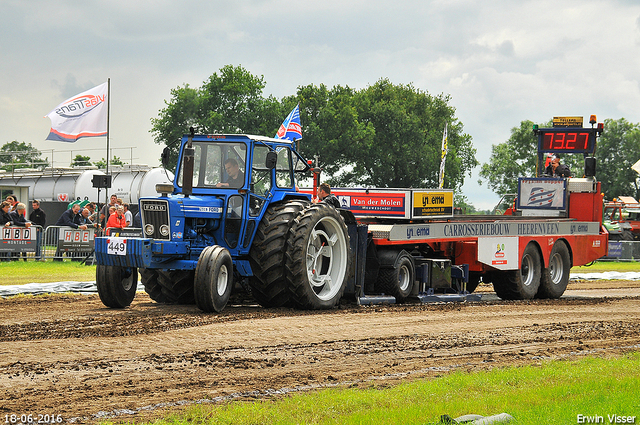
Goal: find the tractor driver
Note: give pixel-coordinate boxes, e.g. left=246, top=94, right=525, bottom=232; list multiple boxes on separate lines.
left=217, top=158, right=244, bottom=188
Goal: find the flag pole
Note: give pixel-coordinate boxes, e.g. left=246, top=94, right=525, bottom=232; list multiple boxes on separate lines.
left=105, top=78, right=110, bottom=209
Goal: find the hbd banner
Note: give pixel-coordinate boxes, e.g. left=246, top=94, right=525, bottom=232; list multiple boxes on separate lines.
left=0, top=227, right=38, bottom=252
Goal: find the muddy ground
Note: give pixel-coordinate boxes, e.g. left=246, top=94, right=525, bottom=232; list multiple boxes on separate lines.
left=1, top=279, right=639, bottom=423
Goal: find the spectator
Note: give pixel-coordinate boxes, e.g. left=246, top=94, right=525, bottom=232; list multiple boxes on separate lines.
left=123, top=203, right=132, bottom=227
left=85, top=202, right=98, bottom=222
left=29, top=200, right=46, bottom=228
left=9, top=203, right=31, bottom=228
left=76, top=208, right=100, bottom=230
left=1, top=201, right=14, bottom=226
left=55, top=204, right=88, bottom=230
left=9, top=203, right=31, bottom=261
left=29, top=200, right=46, bottom=261
left=316, top=183, right=341, bottom=209
left=0, top=201, right=12, bottom=261
left=99, top=194, right=118, bottom=227
left=106, top=205, right=127, bottom=232
left=5, top=195, right=18, bottom=212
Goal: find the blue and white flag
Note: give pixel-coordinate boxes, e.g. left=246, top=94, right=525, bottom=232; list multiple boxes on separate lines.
left=45, top=82, right=108, bottom=142
left=275, top=104, right=302, bottom=141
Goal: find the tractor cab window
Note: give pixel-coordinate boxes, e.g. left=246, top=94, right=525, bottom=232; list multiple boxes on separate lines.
left=251, top=145, right=273, bottom=197
left=177, top=141, right=246, bottom=189
left=275, top=147, right=293, bottom=188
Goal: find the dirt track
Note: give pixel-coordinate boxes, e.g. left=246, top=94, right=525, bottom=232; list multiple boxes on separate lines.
left=1, top=280, right=639, bottom=423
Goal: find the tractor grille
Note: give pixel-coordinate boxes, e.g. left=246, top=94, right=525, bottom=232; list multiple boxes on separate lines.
left=140, top=199, right=170, bottom=240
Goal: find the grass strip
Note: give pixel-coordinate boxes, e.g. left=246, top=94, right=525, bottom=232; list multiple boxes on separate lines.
left=0, top=260, right=96, bottom=286
left=120, top=352, right=640, bottom=425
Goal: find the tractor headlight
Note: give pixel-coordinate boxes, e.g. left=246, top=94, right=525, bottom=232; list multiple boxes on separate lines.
left=144, top=224, right=154, bottom=236
left=159, top=224, right=170, bottom=237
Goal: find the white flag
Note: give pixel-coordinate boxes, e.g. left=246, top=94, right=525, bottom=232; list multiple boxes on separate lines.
left=438, top=123, right=448, bottom=188
left=45, top=82, right=108, bottom=142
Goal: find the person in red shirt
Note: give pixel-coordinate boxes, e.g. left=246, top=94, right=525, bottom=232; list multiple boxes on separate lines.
left=106, top=205, right=127, bottom=234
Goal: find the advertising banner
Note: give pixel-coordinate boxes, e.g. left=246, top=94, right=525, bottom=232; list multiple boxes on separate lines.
left=0, top=227, right=37, bottom=253
left=517, top=178, right=567, bottom=210
left=332, top=189, right=410, bottom=218
left=57, top=228, right=95, bottom=252
left=412, top=190, right=454, bottom=218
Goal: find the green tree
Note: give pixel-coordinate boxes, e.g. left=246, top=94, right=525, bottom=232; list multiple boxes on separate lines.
left=293, top=79, right=476, bottom=190
left=290, top=83, right=373, bottom=182
left=597, top=118, right=640, bottom=200
left=94, top=156, right=125, bottom=169
left=478, top=120, right=540, bottom=195
left=71, top=154, right=92, bottom=167
left=0, top=141, right=47, bottom=171
left=151, top=65, right=284, bottom=169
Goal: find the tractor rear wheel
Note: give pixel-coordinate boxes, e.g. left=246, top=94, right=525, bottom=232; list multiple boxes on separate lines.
left=492, top=243, right=541, bottom=300
left=96, top=265, right=138, bottom=308
left=285, top=204, right=350, bottom=309
left=248, top=200, right=309, bottom=308
left=537, top=240, right=571, bottom=299
left=140, top=268, right=195, bottom=304
left=194, top=245, right=233, bottom=313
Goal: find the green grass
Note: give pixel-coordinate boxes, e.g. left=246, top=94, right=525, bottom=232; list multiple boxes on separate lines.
left=0, top=260, right=96, bottom=285
left=572, top=260, right=640, bottom=273
left=116, top=353, right=640, bottom=425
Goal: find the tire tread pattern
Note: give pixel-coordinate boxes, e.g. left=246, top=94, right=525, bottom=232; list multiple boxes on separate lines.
left=140, top=268, right=195, bottom=304
left=248, top=200, right=309, bottom=307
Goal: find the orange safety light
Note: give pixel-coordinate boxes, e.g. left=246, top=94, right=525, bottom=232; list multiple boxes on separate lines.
left=589, top=115, right=597, bottom=125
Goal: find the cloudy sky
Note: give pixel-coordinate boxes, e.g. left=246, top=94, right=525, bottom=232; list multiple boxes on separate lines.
left=2, top=0, right=640, bottom=209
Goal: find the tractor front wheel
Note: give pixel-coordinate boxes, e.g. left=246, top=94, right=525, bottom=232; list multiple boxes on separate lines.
left=96, top=265, right=138, bottom=308
left=194, top=245, right=233, bottom=313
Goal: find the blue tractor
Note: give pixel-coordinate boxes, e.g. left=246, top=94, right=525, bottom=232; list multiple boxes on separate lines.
left=94, top=132, right=351, bottom=312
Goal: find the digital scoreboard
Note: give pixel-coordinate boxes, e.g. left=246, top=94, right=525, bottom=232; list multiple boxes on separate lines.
left=537, top=128, right=597, bottom=154
left=535, top=117, right=602, bottom=155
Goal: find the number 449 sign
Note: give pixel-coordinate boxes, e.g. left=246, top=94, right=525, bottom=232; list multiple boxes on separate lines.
left=107, top=237, right=127, bottom=256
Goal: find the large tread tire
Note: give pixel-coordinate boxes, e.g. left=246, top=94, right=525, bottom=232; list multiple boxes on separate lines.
left=537, top=240, right=571, bottom=299
left=248, top=200, right=309, bottom=308
left=492, top=243, right=542, bottom=300
left=194, top=246, right=233, bottom=313
left=285, top=204, right=350, bottom=309
left=376, top=250, right=414, bottom=302
left=96, top=265, right=138, bottom=308
left=140, top=268, right=195, bottom=304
